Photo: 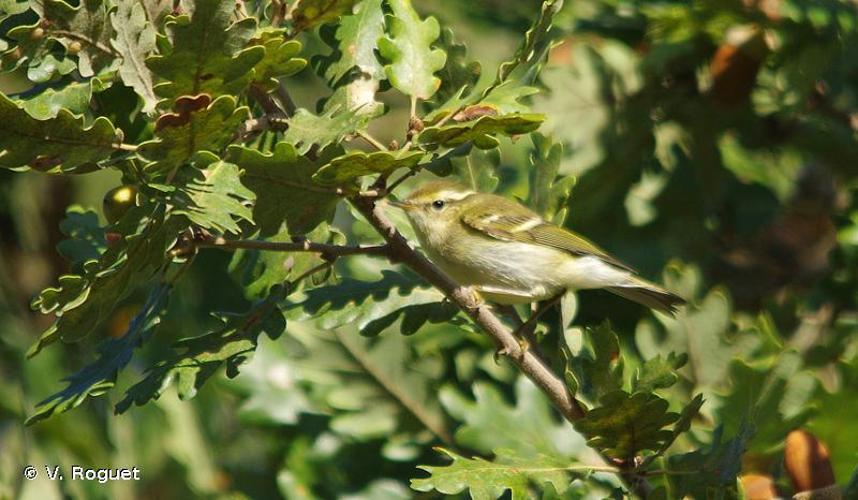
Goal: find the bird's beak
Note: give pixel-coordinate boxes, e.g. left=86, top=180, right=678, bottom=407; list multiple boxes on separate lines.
left=387, top=199, right=415, bottom=211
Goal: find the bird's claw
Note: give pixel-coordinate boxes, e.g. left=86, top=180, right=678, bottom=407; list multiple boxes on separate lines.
left=493, top=338, right=530, bottom=364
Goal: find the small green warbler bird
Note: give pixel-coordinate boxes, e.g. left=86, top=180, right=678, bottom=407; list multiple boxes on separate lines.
left=390, top=181, right=684, bottom=314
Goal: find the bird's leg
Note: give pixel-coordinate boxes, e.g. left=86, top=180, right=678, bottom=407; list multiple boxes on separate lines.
left=513, top=293, right=564, bottom=345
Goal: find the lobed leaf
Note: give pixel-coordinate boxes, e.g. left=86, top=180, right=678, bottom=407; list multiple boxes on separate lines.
left=111, top=0, right=159, bottom=113
left=17, top=78, right=107, bottom=119
left=528, top=132, right=574, bottom=223
left=439, top=377, right=583, bottom=459
left=29, top=207, right=179, bottom=355
left=33, top=0, right=118, bottom=77
left=565, top=321, right=624, bottom=403
left=229, top=224, right=338, bottom=299
left=573, top=390, right=679, bottom=459
left=56, top=206, right=105, bottom=272
left=450, top=147, right=499, bottom=192
left=171, top=161, right=255, bottom=235
left=412, top=448, right=575, bottom=500
left=290, top=0, right=358, bottom=33
left=316, top=0, right=386, bottom=119
left=312, top=150, right=423, bottom=186
left=138, top=94, right=248, bottom=175
left=282, top=107, right=363, bottom=155
left=27, top=282, right=171, bottom=424
left=115, top=299, right=286, bottom=413
left=290, top=270, right=450, bottom=337
left=632, top=352, right=688, bottom=394
left=249, top=33, right=307, bottom=90
left=377, top=0, right=446, bottom=100
left=146, top=0, right=264, bottom=100
left=0, top=92, right=122, bottom=172
left=228, top=142, right=340, bottom=236
left=418, top=113, right=544, bottom=150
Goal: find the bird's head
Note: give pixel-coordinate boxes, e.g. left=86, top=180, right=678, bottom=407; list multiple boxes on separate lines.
left=388, top=180, right=477, bottom=237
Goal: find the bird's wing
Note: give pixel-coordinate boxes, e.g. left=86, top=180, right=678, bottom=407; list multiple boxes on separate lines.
left=461, top=198, right=634, bottom=272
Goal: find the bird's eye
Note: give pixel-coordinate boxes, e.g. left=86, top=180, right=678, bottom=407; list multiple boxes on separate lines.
left=432, top=200, right=445, bottom=210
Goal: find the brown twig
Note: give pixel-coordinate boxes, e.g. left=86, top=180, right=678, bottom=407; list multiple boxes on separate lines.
left=197, top=236, right=391, bottom=260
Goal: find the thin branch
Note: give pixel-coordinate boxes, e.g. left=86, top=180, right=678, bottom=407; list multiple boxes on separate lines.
left=356, top=130, right=388, bottom=151
left=115, top=142, right=139, bottom=152
left=197, top=236, right=391, bottom=259
left=334, top=329, right=454, bottom=446
left=50, top=30, right=121, bottom=57
left=276, top=83, right=298, bottom=116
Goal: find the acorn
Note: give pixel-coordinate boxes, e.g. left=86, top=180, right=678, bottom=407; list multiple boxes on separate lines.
left=30, top=27, right=45, bottom=41
left=784, top=430, right=837, bottom=494
left=103, top=185, right=138, bottom=224
left=67, top=40, right=82, bottom=55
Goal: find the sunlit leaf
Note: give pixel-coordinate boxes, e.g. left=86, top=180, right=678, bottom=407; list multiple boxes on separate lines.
left=378, top=0, right=446, bottom=100
left=419, top=113, right=543, bottom=150
left=412, top=448, right=575, bottom=499
left=313, top=150, right=423, bottom=186
left=0, top=92, right=122, bottom=172
left=111, top=0, right=159, bottom=113
left=146, top=0, right=265, bottom=99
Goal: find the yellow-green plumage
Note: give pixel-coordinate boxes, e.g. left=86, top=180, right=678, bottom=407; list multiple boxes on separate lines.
left=392, top=181, right=684, bottom=314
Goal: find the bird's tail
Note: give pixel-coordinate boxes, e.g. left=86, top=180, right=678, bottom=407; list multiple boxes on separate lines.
left=606, top=281, right=685, bottom=315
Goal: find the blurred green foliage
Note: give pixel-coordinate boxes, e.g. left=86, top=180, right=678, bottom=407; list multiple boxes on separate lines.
left=1, top=0, right=857, bottom=498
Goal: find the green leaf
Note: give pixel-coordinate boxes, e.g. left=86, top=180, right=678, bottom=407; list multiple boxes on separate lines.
left=719, top=353, right=815, bottom=455
left=412, top=448, right=575, bottom=499
left=33, top=0, right=117, bottom=77
left=313, top=150, right=423, bottom=186
left=26, top=282, right=170, bottom=424
left=450, top=147, right=499, bottom=192
left=138, top=95, right=248, bottom=175
left=116, top=296, right=287, bottom=413
left=439, top=377, right=582, bottom=458
left=632, top=352, right=688, bottom=394
left=29, top=206, right=178, bottom=355
left=56, top=206, right=105, bottom=271
left=419, top=113, right=544, bottom=150
left=111, top=0, right=158, bottom=113
left=430, top=28, right=481, bottom=108
left=807, top=361, right=858, bottom=483
left=250, top=33, right=307, bottom=90
left=668, top=424, right=752, bottom=498
left=146, top=0, right=265, bottom=99
left=290, top=0, right=358, bottom=32
left=636, top=266, right=734, bottom=388
left=18, top=78, right=105, bottom=119
left=486, top=0, right=564, bottom=94
left=282, top=107, right=363, bottom=155
left=316, top=0, right=386, bottom=118
left=659, top=394, right=704, bottom=454
left=528, top=132, right=574, bottom=223
left=565, top=321, right=624, bottom=403
left=228, top=142, right=340, bottom=236
left=0, top=92, right=122, bottom=172
left=171, top=161, right=255, bottom=235
left=291, top=270, right=450, bottom=337
left=573, top=390, right=679, bottom=459
left=377, top=0, right=446, bottom=100
left=229, top=224, right=336, bottom=299
left=0, top=0, right=29, bottom=21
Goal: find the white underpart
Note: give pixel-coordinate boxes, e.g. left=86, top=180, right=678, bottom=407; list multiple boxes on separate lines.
left=424, top=238, right=634, bottom=304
